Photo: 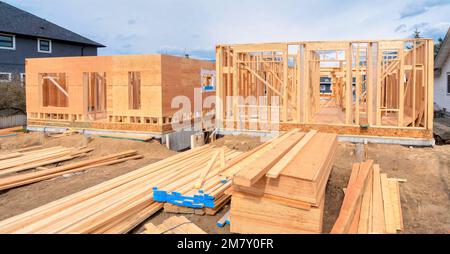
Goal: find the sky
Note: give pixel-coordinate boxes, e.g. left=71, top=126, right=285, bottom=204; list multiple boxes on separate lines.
left=4, top=0, right=450, bottom=60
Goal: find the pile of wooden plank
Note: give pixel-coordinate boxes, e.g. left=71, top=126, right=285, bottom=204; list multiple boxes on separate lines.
left=142, top=216, right=206, bottom=234
left=0, top=146, right=93, bottom=177
left=0, top=145, right=242, bottom=234
left=223, top=129, right=338, bottom=234
left=331, top=160, right=404, bottom=234
left=0, top=150, right=142, bottom=191
left=163, top=194, right=231, bottom=216
left=152, top=147, right=241, bottom=211
left=0, top=126, right=23, bottom=138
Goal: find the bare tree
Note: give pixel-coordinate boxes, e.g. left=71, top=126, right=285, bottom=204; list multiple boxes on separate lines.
left=435, top=37, right=444, bottom=57
left=0, top=82, right=26, bottom=114
left=413, top=28, right=421, bottom=38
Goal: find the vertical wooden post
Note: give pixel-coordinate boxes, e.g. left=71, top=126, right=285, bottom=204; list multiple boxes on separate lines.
left=296, top=45, right=302, bottom=123
left=346, top=45, right=353, bottom=125
left=398, top=45, right=405, bottom=127
left=355, top=46, right=360, bottom=125
left=283, top=49, right=289, bottom=122
left=412, top=41, right=416, bottom=127
left=376, top=44, right=382, bottom=126
left=233, top=51, right=239, bottom=123
left=367, top=43, right=373, bottom=126
left=303, top=48, right=309, bottom=123
left=226, top=47, right=231, bottom=125
left=215, top=47, right=223, bottom=129
left=427, top=40, right=434, bottom=130
left=83, top=73, right=89, bottom=121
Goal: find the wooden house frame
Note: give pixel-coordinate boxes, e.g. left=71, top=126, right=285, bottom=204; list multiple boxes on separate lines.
left=215, top=39, right=434, bottom=139
left=25, top=55, right=216, bottom=135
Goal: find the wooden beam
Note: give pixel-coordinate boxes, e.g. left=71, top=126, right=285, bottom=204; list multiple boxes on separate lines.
left=331, top=160, right=373, bottom=233
left=195, top=150, right=220, bottom=189
left=381, top=173, right=396, bottom=233
left=345, top=45, right=352, bottom=124
left=45, top=76, right=68, bottom=97
left=233, top=131, right=305, bottom=187
left=266, top=130, right=317, bottom=178
left=367, top=43, right=373, bottom=126
left=427, top=40, right=434, bottom=130
left=398, top=47, right=405, bottom=127
left=283, top=49, right=289, bottom=122
left=371, top=164, right=385, bottom=233
left=376, top=44, right=382, bottom=126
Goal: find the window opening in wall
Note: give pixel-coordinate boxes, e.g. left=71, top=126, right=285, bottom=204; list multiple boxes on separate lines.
left=201, top=69, right=216, bottom=92
left=128, top=71, right=141, bottom=110
left=84, top=72, right=107, bottom=113
left=40, top=73, right=68, bottom=107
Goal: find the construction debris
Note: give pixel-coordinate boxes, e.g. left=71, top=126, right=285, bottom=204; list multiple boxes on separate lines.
left=142, top=216, right=206, bottom=234
left=224, top=130, right=338, bottom=234
left=331, top=161, right=404, bottom=234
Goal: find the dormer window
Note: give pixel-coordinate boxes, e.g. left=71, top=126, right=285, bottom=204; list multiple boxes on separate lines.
left=38, top=38, right=52, bottom=53
left=0, top=34, right=15, bottom=50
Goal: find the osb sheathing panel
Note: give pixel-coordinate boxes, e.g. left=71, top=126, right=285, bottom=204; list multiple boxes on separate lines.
left=161, top=55, right=215, bottom=117
left=25, top=56, right=113, bottom=116
left=109, top=55, right=162, bottom=119
left=26, top=55, right=216, bottom=120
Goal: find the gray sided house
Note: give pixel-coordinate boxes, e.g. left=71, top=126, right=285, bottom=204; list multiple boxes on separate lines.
left=0, top=1, right=105, bottom=84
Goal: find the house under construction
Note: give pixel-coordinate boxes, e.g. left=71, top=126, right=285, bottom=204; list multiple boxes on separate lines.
left=215, top=39, right=434, bottom=141
left=25, top=54, right=216, bottom=148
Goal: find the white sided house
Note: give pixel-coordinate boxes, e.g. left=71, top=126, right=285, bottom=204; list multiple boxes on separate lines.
left=435, top=28, right=450, bottom=112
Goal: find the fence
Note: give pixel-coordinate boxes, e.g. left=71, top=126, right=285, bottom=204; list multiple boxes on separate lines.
left=0, top=114, right=26, bottom=129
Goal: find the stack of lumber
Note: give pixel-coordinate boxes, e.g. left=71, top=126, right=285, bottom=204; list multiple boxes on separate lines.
left=163, top=194, right=231, bottom=216
left=153, top=147, right=241, bottom=210
left=142, top=216, right=206, bottom=234
left=0, top=126, right=23, bottom=138
left=0, top=150, right=142, bottom=191
left=331, top=160, right=404, bottom=234
left=0, top=146, right=93, bottom=177
left=223, top=129, right=338, bottom=234
left=0, top=145, right=242, bottom=234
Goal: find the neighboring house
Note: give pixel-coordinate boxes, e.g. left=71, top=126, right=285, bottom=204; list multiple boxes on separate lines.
left=434, top=28, right=450, bottom=112
left=320, top=77, right=332, bottom=94
left=0, top=1, right=105, bottom=85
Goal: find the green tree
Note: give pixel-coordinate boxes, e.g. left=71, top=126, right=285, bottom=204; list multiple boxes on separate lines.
left=435, top=37, right=444, bottom=58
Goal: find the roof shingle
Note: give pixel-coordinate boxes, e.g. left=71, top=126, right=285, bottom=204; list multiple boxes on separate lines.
left=0, top=1, right=105, bottom=47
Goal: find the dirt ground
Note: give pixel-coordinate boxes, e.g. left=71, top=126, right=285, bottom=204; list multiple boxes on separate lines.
left=0, top=133, right=448, bottom=233
left=0, top=133, right=176, bottom=221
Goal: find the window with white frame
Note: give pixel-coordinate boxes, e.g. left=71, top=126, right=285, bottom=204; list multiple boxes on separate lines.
left=447, top=73, right=450, bottom=94
left=0, top=72, right=12, bottom=82
left=0, top=34, right=15, bottom=50
left=38, top=38, right=52, bottom=53
left=20, top=73, right=26, bottom=85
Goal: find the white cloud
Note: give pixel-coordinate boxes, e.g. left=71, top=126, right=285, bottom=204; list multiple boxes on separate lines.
left=4, top=0, right=450, bottom=59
